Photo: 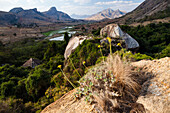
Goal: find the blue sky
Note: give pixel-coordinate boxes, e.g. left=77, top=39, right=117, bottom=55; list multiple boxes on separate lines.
left=0, top=0, right=145, bottom=15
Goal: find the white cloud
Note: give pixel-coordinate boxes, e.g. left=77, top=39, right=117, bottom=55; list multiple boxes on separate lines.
left=60, top=4, right=102, bottom=15
left=74, top=0, right=91, bottom=4
left=95, top=0, right=133, bottom=5
left=39, top=0, right=45, bottom=3
left=94, top=0, right=142, bottom=12
left=109, top=2, right=141, bottom=12
left=0, top=0, right=19, bottom=4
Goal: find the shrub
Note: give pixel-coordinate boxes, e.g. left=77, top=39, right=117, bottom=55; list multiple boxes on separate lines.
left=120, top=23, right=170, bottom=58
left=25, top=67, right=51, bottom=100
left=1, top=81, right=15, bottom=97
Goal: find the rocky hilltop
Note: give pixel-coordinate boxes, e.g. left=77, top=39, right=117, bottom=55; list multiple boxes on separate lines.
left=9, top=7, right=24, bottom=13
left=43, top=7, right=72, bottom=21
left=85, top=8, right=126, bottom=21
left=41, top=57, right=170, bottom=113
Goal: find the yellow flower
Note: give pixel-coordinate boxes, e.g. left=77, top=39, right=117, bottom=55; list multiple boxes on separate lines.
left=57, top=65, right=62, bottom=68
left=107, top=37, right=111, bottom=43
left=117, top=43, right=121, bottom=47
left=83, top=61, right=86, bottom=65
left=98, top=45, right=101, bottom=48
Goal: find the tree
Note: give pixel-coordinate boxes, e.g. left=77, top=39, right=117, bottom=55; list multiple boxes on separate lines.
left=43, top=41, right=58, bottom=61
left=64, top=32, right=70, bottom=44
left=46, top=54, right=64, bottom=74
left=1, top=81, right=15, bottom=97
left=25, top=67, right=51, bottom=100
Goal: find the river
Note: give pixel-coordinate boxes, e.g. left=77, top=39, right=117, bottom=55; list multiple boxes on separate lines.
left=47, top=26, right=77, bottom=41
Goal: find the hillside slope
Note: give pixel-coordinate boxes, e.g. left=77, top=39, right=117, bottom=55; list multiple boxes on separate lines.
left=0, top=11, right=18, bottom=26
left=116, top=0, right=169, bottom=24
left=126, top=0, right=169, bottom=20
left=41, top=57, right=170, bottom=113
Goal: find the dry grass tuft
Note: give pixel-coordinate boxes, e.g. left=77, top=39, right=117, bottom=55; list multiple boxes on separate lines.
left=76, top=54, right=145, bottom=113
left=107, top=54, right=141, bottom=101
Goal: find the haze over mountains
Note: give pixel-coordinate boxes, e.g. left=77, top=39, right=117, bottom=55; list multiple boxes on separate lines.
left=71, top=14, right=90, bottom=19
left=85, top=8, right=126, bottom=21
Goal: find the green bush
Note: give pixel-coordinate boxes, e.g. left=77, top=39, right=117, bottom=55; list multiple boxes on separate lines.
left=155, top=44, right=170, bottom=58
left=25, top=67, right=51, bottom=100
left=45, top=54, right=64, bottom=74
left=92, top=28, right=101, bottom=36
left=1, top=81, right=15, bottom=97
left=0, top=39, right=49, bottom=66
left=115, top=49, right=153, bottom=61
left=120, top=23, right=170, bottom=58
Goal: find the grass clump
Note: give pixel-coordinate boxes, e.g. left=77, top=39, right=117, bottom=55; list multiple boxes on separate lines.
left=75, top=54, right=144, bottom=113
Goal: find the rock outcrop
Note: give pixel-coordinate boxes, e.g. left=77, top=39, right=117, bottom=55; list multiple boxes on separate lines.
left=41, top=88, right=93, bottom=113
left=100, top=24, right=139, bottom=49
left=41, top=57, right=170, bottom=113
left=64, top=36, right=92, bottom=59
left=132, top=57, right=170, bottom=113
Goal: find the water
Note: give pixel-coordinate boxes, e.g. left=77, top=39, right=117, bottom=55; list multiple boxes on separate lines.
left=48, top=26, right=76, bottom=41
left=49, top=35, right=64, bottom=41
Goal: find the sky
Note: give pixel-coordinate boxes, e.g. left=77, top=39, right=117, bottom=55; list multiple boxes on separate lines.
left=0, top=0, right=145, bottom=15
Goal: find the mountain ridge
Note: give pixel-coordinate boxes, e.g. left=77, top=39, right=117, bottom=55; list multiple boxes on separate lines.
left=0, top=7, right=73, bottom=26
left=85, top=8, right=126, bottom=21
left=43, top=7, right=72, bottom=21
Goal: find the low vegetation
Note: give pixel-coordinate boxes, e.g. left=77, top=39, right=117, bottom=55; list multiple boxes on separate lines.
left=0, top=23, right=169, bottom=113
left=120, top=23, right=170, bottom=58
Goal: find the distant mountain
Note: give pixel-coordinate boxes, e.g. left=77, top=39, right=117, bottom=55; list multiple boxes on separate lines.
left=9, top=8, right=51, bottom=25
left=0, top=11, right=18, bottom=26
left=85, top=8, right=126, bottom=21
left=71, top=14, right=90, bottom=19
left=43, top=7, right=72, bottom=21
left=0, top=7, right=73, bottom=26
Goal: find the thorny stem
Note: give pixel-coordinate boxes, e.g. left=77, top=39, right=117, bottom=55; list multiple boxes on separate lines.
left=83, top=63, right=88, bottom=70
left=68, top=56, right=81, bottom=77
left=109, top=42, right=112, bottom=54
left=99, top=47, right=105, bottom=62
left=60, top=68, right=76, bottom=88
